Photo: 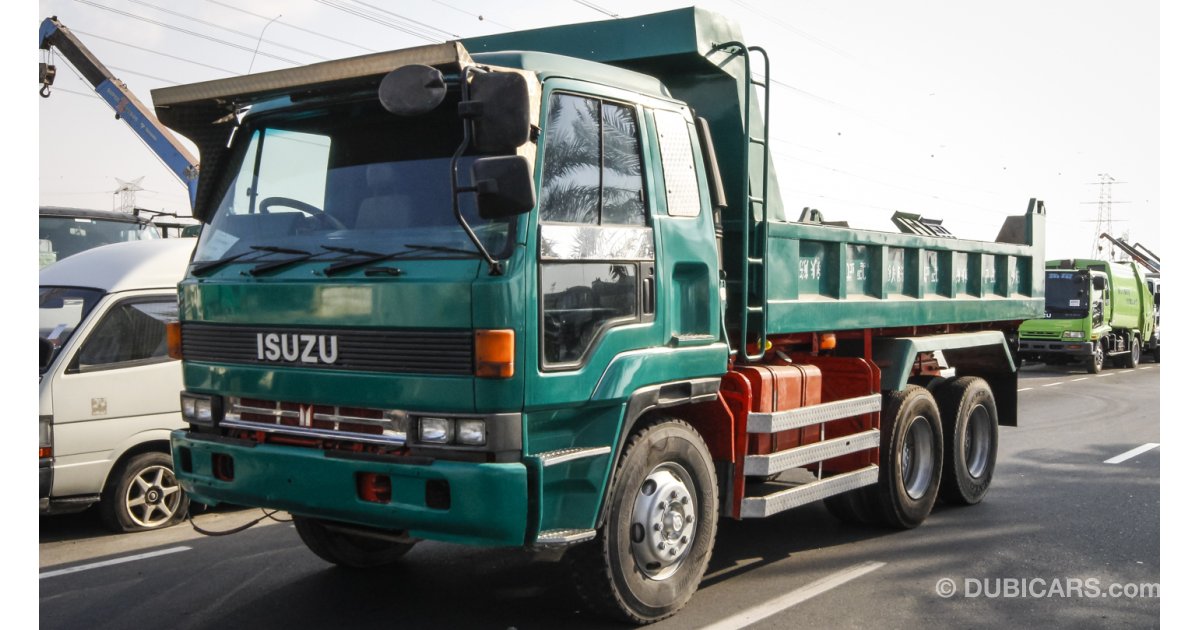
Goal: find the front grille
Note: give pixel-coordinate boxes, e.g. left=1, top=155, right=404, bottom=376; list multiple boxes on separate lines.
left=1022, top=330, right=1061, bottom=339
left=223, top=396, right=408, bottom=446
left=182, top=323, right=473, bottom=375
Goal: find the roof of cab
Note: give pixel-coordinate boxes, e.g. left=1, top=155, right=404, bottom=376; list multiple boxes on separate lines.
left=39, top=238, right=196, bottom=294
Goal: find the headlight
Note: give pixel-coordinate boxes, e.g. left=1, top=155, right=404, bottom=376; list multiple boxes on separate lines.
left=181, top=392, right=222, bottom=427
left=415, top=416, right=489, bottom=446
left=419, top=417, right=452, bottom=444
left=456, top=419, right=487, bottom=446
left=1061, top=331, right=1085, bottom=339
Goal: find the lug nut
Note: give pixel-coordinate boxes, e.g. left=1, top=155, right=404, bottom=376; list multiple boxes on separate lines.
left=686, top=515, right=694, bottom=524
left=681, top=496, right=689, bottom=505
left=670, top=491, right=677, bottom=499
left=653, top=523, right=661, bottom=531
left=658, top=501, right=666, bottom=510
left=670, top=548, right=677, bottom=556
left=658, top=542, right=665, bottom=550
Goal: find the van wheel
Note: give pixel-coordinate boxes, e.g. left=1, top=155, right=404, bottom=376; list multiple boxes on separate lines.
left=294, top=517, right=416, bottom=568
left=101, top=452, right=190, bottom=532
left=568, top=418, right=718, bottom=624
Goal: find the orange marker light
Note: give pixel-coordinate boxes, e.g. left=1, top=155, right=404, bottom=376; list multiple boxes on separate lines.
left=475, top=329, right=515, bottom=378
left=166, top=321, right=183, bottom=360
left=819, top=334, right=837, bottom=350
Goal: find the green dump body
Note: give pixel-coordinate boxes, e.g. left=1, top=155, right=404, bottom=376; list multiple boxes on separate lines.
left=464, top=7, right=1045, bottom=341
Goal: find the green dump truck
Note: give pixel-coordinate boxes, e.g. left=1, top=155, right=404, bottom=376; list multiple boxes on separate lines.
left=156, top=8, right=1044, bottom=623
left=1018, top=258, right=1157, bottom=373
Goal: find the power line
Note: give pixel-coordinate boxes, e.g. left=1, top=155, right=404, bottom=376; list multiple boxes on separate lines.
left=429, top=0, right=512, bottom=30
left=312, top=0, right=444, bottom=43
left=72, top=0, right=305, bottom=66
left=73, top=29, right=240, bottom=77
left=573, top=0, right=620, bottom=18
left=349, top=0, right=460, bottom=38
left=127, top=0, right=332, bottom=62
left=205, top=0, right=379, bottom=54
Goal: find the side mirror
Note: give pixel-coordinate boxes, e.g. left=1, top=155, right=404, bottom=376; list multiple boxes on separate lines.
left=379, top=65, right=447, bottom=116
left=472, top=156, right=534, bottom=219
left=461, top=71, right=530, bottom=153
left=1092, top=276, right=1107, bottom=292
left=40, top=337, right=54, bottom=371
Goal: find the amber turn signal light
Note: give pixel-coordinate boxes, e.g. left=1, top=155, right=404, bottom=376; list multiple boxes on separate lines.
left=475, top=329, right=514, bottom=378
left=166, top=321, right=183, bottom=360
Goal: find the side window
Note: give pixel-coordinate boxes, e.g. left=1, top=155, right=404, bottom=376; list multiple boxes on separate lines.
left=539, top=92, right=653, bottom=368
left=71, top=299, right=179, bottom=372
left=540, top=94, right=647, bottom=225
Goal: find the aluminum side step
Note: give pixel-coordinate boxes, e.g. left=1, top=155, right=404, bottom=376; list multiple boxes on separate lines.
left=744, top=429, right=880, bottom=476
left=747, top=394, right=881, bottom=434
left=741, top=466, right=879, bottom=518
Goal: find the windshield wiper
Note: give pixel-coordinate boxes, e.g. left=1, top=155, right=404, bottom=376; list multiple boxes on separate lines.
left=248, top=246, right=322, bottom=276
left=192, top=245, right=316, bottom=277
left=321, top=244, right=479, bottom=276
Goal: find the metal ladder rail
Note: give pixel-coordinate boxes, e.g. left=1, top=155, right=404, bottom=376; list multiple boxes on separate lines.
left=715, top=41, right=772, bottom=362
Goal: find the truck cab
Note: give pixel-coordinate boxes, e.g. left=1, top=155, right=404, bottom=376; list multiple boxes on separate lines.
left=40, top=238, right=195, bottom=531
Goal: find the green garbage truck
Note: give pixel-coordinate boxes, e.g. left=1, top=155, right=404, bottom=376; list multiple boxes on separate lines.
left=155, top=8, right=1044, bottom=623
left=1018, top=258, right=1157, bottom=372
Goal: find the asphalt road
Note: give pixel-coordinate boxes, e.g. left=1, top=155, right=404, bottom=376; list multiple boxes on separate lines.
left=39, top=362, right=1160, bottom=629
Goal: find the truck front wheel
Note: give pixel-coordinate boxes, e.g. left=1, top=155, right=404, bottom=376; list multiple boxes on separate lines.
left=1087, top=344, right=1105, bottom=374
left=294, top=517, right=416, bottom=568
left=935, top=377, right=998, bottom=505
left=569, top=418, right=718, bottom=624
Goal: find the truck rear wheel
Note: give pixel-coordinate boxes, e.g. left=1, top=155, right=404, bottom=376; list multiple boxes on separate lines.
left=1120, top=337, right=1141, bottom=368
left=294, top=517, right=416, bottom=568
left=934, top=377, right=998, bottom=505
left=568, top=418, right=718, bottom=624
left=863, top=386, right=943, bottom=529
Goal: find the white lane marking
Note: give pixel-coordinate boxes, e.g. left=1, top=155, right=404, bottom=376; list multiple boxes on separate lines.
left=39, top=546, right=191, bottom=579
left=1071, top=377, right=1089, bottom=382
left=1138, top=366, right=1156, bottom=370
left=1018, top=387, right=1033, bottom=392
left=1042, top=382, right=1064, bottom=387
left=1104, top=443, right=1160, bottom=465
left=1097, top=373, right=1114, bottom=377
left=700, top=561, right=886, bottom=630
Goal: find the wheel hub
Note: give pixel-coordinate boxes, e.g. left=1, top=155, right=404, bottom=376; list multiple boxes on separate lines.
left=630, top=463, right=697, bottom=580
left=901, top=416, right=934, bottom=500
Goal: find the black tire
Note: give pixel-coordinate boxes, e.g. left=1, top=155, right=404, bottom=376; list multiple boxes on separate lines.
left=1086, top=344, right=1104, bottom=374
left=294, top=517, right=416, bottom=568
left=100, top=451, right=190, bottom=532
left=861, top=386, right=943, bottom=529
left=568, top=418, right=718, bottom=624
left=1120, top=337, right=1141, bottom=369
left=934, top=377, right=999, bottom=505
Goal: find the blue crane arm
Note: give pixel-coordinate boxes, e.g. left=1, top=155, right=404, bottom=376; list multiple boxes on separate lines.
left=40, top=16, right=199, bottom=207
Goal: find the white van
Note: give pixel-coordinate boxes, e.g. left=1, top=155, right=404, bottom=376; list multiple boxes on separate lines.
left=39, top=238, right=195, bottom=532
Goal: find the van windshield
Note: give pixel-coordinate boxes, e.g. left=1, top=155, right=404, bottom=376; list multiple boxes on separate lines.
left=39, top=286, right=104, bottom=371
left=193, top=99, right=513, bottom=264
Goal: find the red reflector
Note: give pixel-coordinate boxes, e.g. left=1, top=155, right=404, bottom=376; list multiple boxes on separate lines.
left=357, top=473, right=392, bottom=504
left=38, top=447, right=51, bottom=459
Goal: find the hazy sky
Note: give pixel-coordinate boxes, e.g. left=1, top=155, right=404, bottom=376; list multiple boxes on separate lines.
left=35, top=0, right=1159, bottom=260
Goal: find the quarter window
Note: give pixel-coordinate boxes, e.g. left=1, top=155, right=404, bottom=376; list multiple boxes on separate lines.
left=71, top=299, right=178, bottom=372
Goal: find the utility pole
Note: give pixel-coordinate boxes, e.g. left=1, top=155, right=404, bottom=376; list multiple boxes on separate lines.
left=1081, top=173, right=1129, bottom=260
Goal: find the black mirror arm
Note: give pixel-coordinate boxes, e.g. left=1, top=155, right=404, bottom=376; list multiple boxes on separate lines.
left=449, top=67, right=504, bottom=276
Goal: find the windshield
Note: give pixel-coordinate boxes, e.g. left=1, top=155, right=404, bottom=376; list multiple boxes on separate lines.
left=39, top=286, right=105, bottom=371
left=39, top=215, right=160, bottom=268
left=193, top=99, right=513, bottom=264
left=1044, top=271, right=1089, bottom=319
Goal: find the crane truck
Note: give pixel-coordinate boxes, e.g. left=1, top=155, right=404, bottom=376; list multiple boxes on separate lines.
left=156, top=8, right=1044, bottom=623
left=40, top=16, right=200, bottom=206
